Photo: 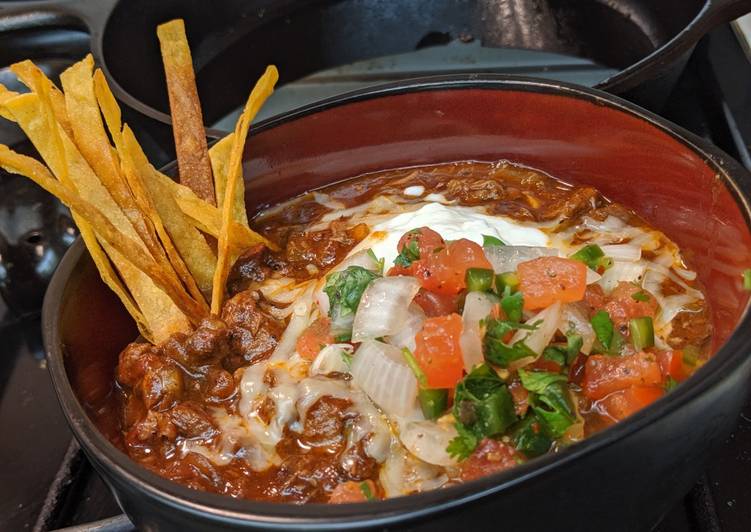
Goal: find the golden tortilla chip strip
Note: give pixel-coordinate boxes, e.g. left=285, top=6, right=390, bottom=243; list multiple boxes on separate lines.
left=10, top=60, right=73, bottom=138
left=209, top=132, right=248, bottom=226
left=0, top=146, right=197, bottom=337
left=121, top=125, right=216, bottom=296
left=60, top=57, right=169, bottom=269
left=92, top=69, right=208, bottom=304
left=1, top=92, right=200, bottom=335
left=159, top=169, right=277, bottom=252
left=60, top=57, right=206, bottom=320
left=211, top=65, right=278, bottom=314
left=157, top=19, right=216, bottom=205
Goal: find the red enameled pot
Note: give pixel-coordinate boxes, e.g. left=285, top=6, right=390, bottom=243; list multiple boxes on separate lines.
left=43, top=75, right=751, bottom=531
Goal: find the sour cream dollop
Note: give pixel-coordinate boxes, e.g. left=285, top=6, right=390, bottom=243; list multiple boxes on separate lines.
left=356, top=202, right=549, bottom=267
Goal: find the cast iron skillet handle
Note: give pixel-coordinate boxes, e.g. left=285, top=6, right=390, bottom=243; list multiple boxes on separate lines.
left=701, top=0, right=751, bottom=30
left=0, top=0, right=117, bottom=37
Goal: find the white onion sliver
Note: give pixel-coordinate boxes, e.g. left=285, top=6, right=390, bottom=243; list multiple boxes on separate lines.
left=600, top=244, right=642, bottom=262
left=483, top=245, right=558, bottom=273
left=351, top=340, right=418, bottom=417
left=399, top=420, right=458, bottom=467
left=586, top=268, right=602, bottom=285
left=461, top=292, right=497, bottom=371
left=310, top=344, right=354, bottom=376
left=559, top=303, right=595, bottom=355
left=352, top=276, right=421, bottom=341
left=510, top=301, right=562, bottom=357
left=673, top=267, right=698, bottom=281
left=597, top=261, right=646, bottom=293
left=386, top=303, right=426, bottom=352
left=272, top=285, right=316, bottom=361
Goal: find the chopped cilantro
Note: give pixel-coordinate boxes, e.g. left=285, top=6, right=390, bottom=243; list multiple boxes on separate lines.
left=631, top=290, right=650, bottom=302
left=393, top=238, right=420, bottom=267
left=447, top=364, right=517, bottom=459
left=664, top=376, right=679, bottom=392
left=323, top=266, right=380, bottom=331
left=483, top=234, right=505, bottom=247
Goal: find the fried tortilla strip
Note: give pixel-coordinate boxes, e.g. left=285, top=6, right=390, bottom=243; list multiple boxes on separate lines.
left=163, top=173, right=277, bottom=252
left=209, top=132, right=248, bottom=226
left=121, top=124, right=217, bottom=295
left=93, top=70, right=213, bottom=300
left=0, top=84, right=19, bottom=120
left=0, top=146, right=198, bottom=340
left=1, top=92, right=194, bottom=339
left=59, top=57, right=207, bottom=320
left=157, top=19, right=216, bottom=204
left=211, top=65, right=279, bottom=314
left=10, top=60, right=73, bottom=138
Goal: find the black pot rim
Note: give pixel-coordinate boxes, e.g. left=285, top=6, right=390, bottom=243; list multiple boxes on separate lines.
left=43, top=73, right=751, bottom=529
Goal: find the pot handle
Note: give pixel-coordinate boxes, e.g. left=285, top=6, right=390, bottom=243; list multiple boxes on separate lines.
left=0, top=0, right=116, bottom=34
left=702, top=0, right=751, bottom=29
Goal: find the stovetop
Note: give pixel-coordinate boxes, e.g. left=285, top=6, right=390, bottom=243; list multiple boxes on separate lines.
left=1, top=15, right=751, bottom=532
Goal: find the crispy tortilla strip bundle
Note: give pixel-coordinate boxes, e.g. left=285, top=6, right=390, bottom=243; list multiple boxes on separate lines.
left=211, top=65, right=279, bottom=314
left=92, top=69, right=215, bottom=298
left=163, top=173, right=277, bottom=252
left=0, top=91, right=193, bottom=340
left=157, top=19, right=216, bottom=205
left=0, top=146, right=197, bottom=341
left=209, top=133, right=248, bottom=226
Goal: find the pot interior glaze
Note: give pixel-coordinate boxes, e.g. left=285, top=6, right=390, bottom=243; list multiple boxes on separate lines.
left=53, top=77, right=751, bottom=526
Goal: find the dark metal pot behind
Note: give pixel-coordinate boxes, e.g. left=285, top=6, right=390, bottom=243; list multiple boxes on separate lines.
left=1, top=0, right=750, bottom=133
left=43, top=76, right=751, bottom=531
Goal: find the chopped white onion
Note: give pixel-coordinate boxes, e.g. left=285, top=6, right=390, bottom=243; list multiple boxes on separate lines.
left=379, top=445, right=448, bottom=498
left=313, top=191, right=347, bottom=211
left=351, top=340, right=418, bottom=417
left=673, top=267, right=698, bottom=281
left=642, top=268, right=702, bottom=329
left=272, top=285, right=316, bottom=361
left=386, top=303, right=426, bottom=352
left=310, top=344, right=354, bottom=376
left=461, top=292, right=497, bottom=371
left=352, top=276, right=421, bottom=341
left=483, top=245, right=558, bottom=273
left=600, top=244, right=642, bottom=262
left=510, top=301, right=562, bottom=368
left=559, top=303, right=595, bottom=355
left=586, top=268, right=602, bottom=284
left=597, top=261, right=646, bottom=293
left=399, top=420, right=458, bottom=467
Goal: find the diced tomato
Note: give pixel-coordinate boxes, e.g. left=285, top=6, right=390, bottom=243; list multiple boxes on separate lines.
left=508, top=379, right=529, bottom=417
left=529, top=357, right=562, bottom=373
left=518, top=256, right=587, bottom=310
left=459, top=439, right=520, bottom=481
left=388, top=227, right=445, bottom=277
left=414, top=313, right=464, bottom=388
left=296, top=317, right=334, bottom=360
left=603, top=282, right=658, bottom=330
left=657, top=349, right=686, bottom=382
left=413, top=289, right=460, bottom=317
left=583, top=284, right=606, bottom=315
left=421, top=239, right=493, bottom=295
left=390, top=232, right=491, bottom=295
left=595, top=385, right=664, bottom=423
left=328, top=480, right=378, bottom=503
left=582, top=351, right=662, bottom=400
left=398, top=227, right=444, bottom=257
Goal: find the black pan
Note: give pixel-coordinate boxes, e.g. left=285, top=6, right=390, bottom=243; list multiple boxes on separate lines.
left=1, top=0, right=750, bottom=134
left=43, top=75, right=751, bottom=531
